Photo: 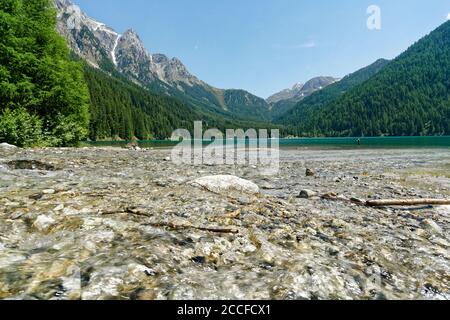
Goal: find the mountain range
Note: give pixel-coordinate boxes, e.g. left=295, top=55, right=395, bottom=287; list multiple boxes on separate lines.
left=279, top=21, right=450, bottom=136
left=276, top=58, right=390, bottom=125
left=54, top=0, right=450, bottom=138
left=55, top=0, right=273, bottom=122
left=267, top=76, right=339, bottom=119
left=55, top=0, right=340, bottom=124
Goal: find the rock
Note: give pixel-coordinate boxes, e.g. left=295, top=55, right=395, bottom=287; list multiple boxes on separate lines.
left=164, top=157, right=171, bottom=162
left=191, top=175, right=259, bottom=195
left=421, top=219, right=443, bottom=235
left=63, top=207, right=80, bottom=216
left=0, top=143, right=18, bottom=149
left=298, top=189, right=318, bottom=199
left=29, top=193, right=44, bottom=201
left=43, top=189, right=55, bottom=195
left=54, top=204, right=64, bottom=211
left=436, top=205, right=450, bottom=215
left=124, top=141, right=140, bottom=150
left=6, top=160, right=56, bottom=171
left=306, top=168, right=315, bottom=177
left=237, top=197, right=252, bottom=205
left=34, top=215, right=56, bottom=231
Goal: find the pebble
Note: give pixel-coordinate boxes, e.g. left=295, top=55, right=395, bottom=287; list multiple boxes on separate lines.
left=34, top=215, right=56, bottom=231
left=421, top=219, right=443, bottom=235
left=299, top=189, right=317, bottom=198
left=0, top=147, right=448, bottom=300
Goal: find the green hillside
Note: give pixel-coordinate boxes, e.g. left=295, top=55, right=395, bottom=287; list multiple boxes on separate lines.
left=276, top=59, right=390, bottom=125
left=283, top=22, right=450, bottom=137
left=84, top=67, right=198, bottom=140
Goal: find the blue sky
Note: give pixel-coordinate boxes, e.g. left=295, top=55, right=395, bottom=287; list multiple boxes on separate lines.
left=76, top=0, right=450, bottom=99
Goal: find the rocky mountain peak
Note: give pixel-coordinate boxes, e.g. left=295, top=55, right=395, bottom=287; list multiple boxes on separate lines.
left=122, top=29, right=140, bottom=40
left=267, top=76, right=339, bottom=104
left=292, top=82, right=304, bottom=91
left=55, top=0, right=271, bottom=121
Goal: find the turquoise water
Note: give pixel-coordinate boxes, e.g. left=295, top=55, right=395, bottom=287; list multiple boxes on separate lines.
left=85, top=136, right=450, bottom=149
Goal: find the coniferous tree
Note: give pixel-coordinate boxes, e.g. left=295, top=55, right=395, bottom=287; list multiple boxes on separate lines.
left=0, top=0, right=90, bottom=146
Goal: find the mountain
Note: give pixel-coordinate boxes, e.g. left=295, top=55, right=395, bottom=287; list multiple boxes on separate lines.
left=55, top=0, right=270, bottom=122
left=267, top=76, right=338, bottom=119
left=276, top=59, right=390, bottom=124
left=266, top=83, right=305, bottom=104
left=282, top=22, right=450, bottom=136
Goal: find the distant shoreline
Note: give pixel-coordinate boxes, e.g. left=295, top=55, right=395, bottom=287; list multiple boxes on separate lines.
left=81, top=136, right=450, bottom=149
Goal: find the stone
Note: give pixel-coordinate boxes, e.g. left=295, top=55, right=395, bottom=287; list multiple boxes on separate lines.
left=6, top=160, right=56, bottom=171
left=421, top=219, right=443, bottom=235
left=306, top=168, right=315, bottom=177
left=54, top=204, right=65, bottom=211
left=298, top=189, right=318, bottom=199
left=0, top=143, right=18, bottom=149
left=191, top=175, right=259, bottom=195
left=43, top=189, right=56, bottom=195
left=34, top=215, right=56, bottom=231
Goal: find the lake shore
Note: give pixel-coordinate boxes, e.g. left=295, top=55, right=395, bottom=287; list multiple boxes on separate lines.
left=0, top=146, right=449, bottom=299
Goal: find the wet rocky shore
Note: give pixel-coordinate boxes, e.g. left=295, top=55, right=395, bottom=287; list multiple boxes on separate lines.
left=0, top=145, right=449, bottom=300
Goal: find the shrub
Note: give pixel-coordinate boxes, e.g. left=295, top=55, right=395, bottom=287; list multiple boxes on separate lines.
left=0, top=108, right=45, bottom=147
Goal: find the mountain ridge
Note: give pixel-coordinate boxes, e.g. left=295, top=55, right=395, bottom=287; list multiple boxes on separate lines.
left=267, top=76, right=339, bottom=119
left=276, top=58, right=391, bottom=125
left=55, top=0, right=271, bottom=122
left=281, top=21, right=450, bottom=136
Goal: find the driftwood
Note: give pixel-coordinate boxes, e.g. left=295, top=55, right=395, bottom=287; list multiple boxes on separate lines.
left=318, top=193, right=450, bottom=208
left=147, top=222, right=239, bottom=234
left=366, top=199, right=450, bottom=207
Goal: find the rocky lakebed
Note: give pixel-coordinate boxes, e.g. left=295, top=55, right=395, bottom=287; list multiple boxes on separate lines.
left=0, top=144, right=449, bottom=300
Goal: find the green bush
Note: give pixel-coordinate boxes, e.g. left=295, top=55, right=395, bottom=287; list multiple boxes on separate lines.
left=47, top=114, right=89, bottom=147
left=0, top=0, right=90, bottom=147
left=0, top=108, right=44, bottom=147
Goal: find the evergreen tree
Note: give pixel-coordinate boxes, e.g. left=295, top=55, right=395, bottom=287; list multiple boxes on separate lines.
left=0, top=0, right=89, bottom=146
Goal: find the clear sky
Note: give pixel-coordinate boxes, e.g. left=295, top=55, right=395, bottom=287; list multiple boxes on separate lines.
left=75, top=0, right=450, bottom=99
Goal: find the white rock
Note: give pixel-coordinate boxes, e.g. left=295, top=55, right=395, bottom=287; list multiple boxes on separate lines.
left=191, top=175, right=259, bottom=195
left=421, top=219, right=443, bottom=235
left=0, top=142, right=18, bottom=149
left=436, top=205, right=450, bottom=215
left=54, top=204, right=65, bottom=211
left=63, top=207, right=80, bottom=216
left=34, top=215, right=56, bottom=231
left=43, top=189, right=55, bottom=195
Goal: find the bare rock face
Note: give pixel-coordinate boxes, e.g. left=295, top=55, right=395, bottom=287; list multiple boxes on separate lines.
left=54, top=0, right=201, bottom=87
left=191, top=175, right=260, bottom=195
left=267, top=77, right=339, bottom=104
left=55, top=0, right=119, bottom=68
left=53, top=0, right=269, bottom=121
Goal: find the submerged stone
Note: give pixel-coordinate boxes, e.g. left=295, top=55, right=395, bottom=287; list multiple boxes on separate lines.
left=191, top=175, right=260, bottom=195
left=6, top=160, right=57, bottom=171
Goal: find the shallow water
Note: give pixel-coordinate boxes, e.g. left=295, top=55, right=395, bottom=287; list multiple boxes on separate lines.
left=84, top=136, right=450, bottom=149
left=0, top=147, right=449, bottom=300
